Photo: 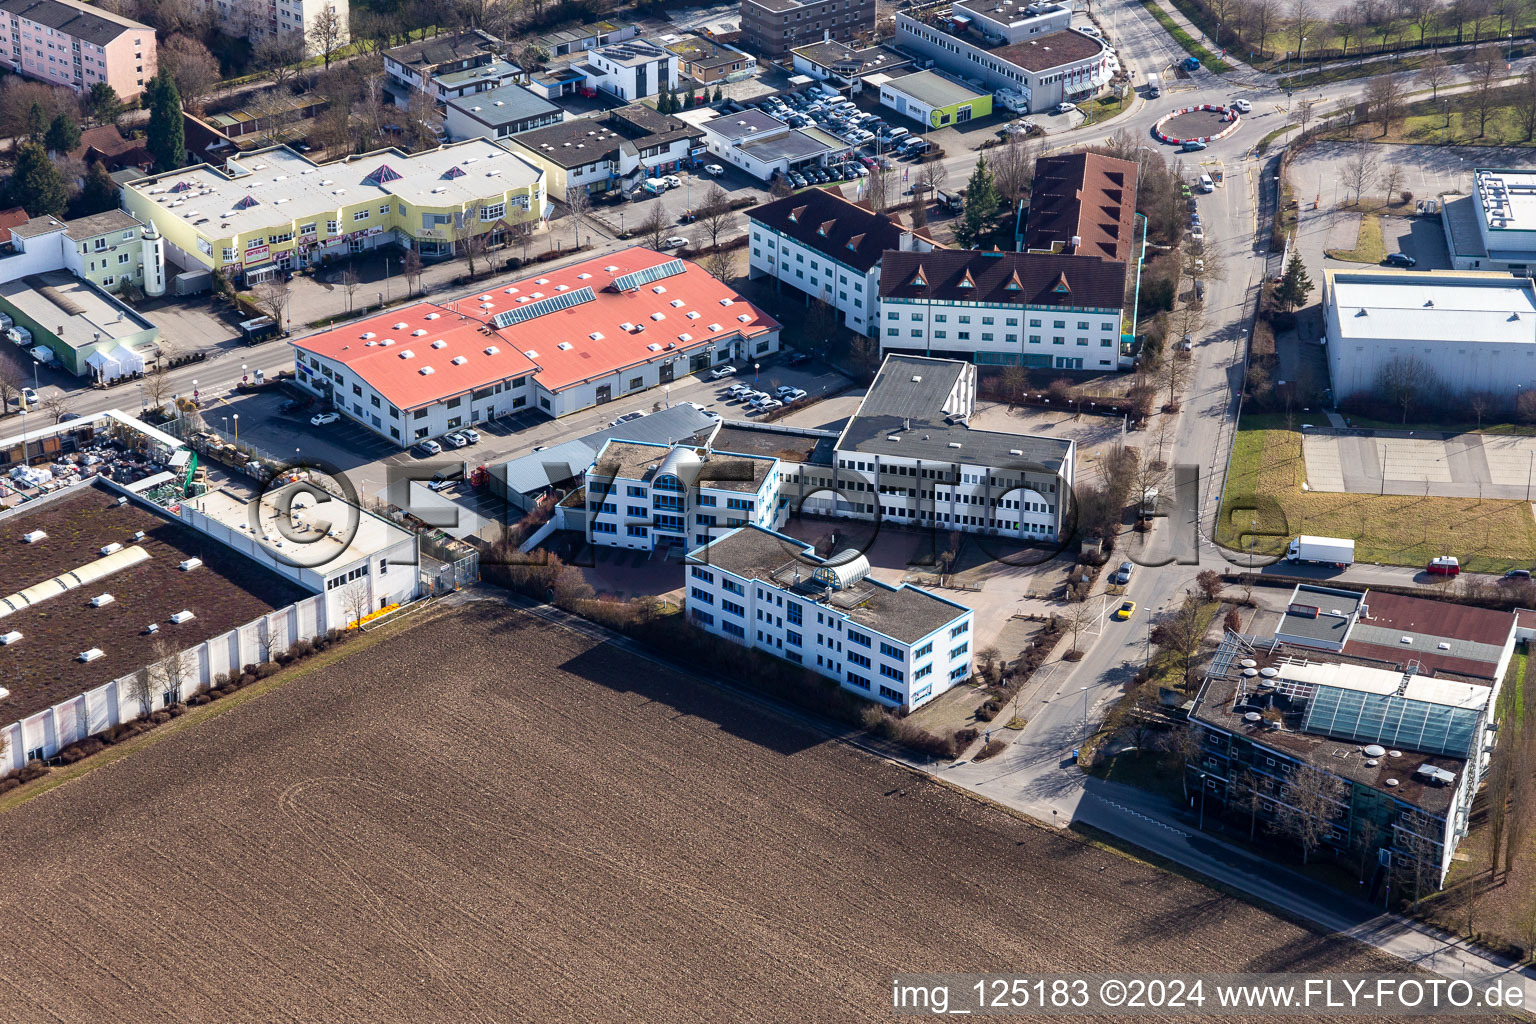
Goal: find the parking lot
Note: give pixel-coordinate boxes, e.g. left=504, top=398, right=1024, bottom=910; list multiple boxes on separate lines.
left=1303, top=428, right=1536, bottom=501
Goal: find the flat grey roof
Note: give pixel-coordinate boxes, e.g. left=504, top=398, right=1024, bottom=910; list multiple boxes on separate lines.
left=691, top=525, right=970, bottom=643
left=495, top=405, right=720, bottom=496
left=1442, top=193, right=1489, bottom=259
left=837, top=354, right=1072, bottom=471
left=1276, top=584, right=1363, bottom=645
left=883, top=69, right=987, bottom=107
left=0, top=271, right=155, bottom=349
left=447, top=82, right=562, bottom=127
left=738, top=129, right=833, bottom=162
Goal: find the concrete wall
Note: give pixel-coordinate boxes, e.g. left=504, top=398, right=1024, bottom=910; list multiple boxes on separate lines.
left=0, top=593, right=328, bottom=774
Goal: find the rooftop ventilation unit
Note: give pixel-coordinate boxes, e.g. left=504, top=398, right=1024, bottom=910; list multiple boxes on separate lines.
left=133, top=531, right=144, bottom=540
left=89, top=594, right=114, bottom=608
left=100, top=542, right=122, bottom=556
left=170, top=610, right=195, bottom=624
left=21, top=530, right=45, bottom=543
left=115, top=496, right=128, bottom=506
left=145, top=623, right=158, bottom=634
left=179, top=557, right=202, bottom=571
left=78, top=648, right=104, bottom=663
left=0, top=630, right=20, bottom=645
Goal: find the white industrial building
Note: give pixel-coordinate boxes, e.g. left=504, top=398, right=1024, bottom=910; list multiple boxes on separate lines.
left=748, top=187, right=941, bottom=337
left=582, top=39, right=679, bottom=102
left=291, top=248, right=780, bottom=444
left=568, top=439, right=785, bottom=550
left=878, top=249, right=1127, bottom=370
left=1442, top=168, right=1536, bottom=274
left=1322, top=268, right=1536, bottom=404
left=685, top=524, right=975, bottom=710
left=895, top=0, right=1112, bottom=113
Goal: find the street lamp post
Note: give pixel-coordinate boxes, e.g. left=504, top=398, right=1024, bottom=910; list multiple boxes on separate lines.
left=1080, top=685, right=1089, bottom=745
left=232, top=414, right=239, bottom=440
left=1298, top=36, right=1307, bottom=86
left=1198, top=773, right=1209, bottom=830
left=242, top=363, right=248, bottom=384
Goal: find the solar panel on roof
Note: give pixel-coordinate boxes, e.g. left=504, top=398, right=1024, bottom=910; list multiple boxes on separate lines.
left=490, top=286, right=595, bottom=328
left=610, top=259, right=686, bottom=293
left=1300, top=684, right=1481, bottom=759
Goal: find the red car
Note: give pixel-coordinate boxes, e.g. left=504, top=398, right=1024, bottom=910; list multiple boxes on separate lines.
left=1427, top=556, right=1460, bottom=576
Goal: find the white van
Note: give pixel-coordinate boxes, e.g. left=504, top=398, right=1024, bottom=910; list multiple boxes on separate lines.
left=883, top=126, right=910, bottom=145
left=1198, top=173, right=1214, bottom=193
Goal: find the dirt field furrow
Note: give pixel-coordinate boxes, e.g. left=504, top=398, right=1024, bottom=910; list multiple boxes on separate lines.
left=0, top=600, right=1452, bottom=1023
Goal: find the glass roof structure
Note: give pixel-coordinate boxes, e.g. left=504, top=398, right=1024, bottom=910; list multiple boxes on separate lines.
left=1301, top=684, right=1482, bottom=759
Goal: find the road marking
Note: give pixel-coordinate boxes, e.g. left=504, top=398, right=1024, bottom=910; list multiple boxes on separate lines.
left=1095, top=796, right=1192, bottom=838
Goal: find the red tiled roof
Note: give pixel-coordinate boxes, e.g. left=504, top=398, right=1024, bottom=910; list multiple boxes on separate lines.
left=0, top=206, right=31, bottom=242
left=1024, top=151, right=1138, bottom=264
left=293, top=247, right=779, bottom=409
left=879, top=248, right=1126, bottom=309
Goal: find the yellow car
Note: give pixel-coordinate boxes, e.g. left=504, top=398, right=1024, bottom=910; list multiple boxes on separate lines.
left=1114, top=600, right=1137, bottom=621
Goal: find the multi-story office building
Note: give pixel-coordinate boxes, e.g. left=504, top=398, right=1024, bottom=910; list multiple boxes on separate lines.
left=0, top=0, right=154, bottom=100
left=190, top=0, right=347, bottom=55
left=121, top=140, right=546, bottom=285
left=748, top=186, right=940, bottom=337
left=878, top=249, right=1126, bottom=369
left=896, top=0, right=1110, bottom=113
left=444, top=83, right=564, bottom=143
left=686, top=524, right=975, bottom=711
left=742, top=0, right=875, bottom=57
left=576, top=440, right=784, bottom=551
left=583, top=39, right=678, bottom=103
left=1, top=209, right=164, bottom=298
left=664, top=36, right=757, bottom=85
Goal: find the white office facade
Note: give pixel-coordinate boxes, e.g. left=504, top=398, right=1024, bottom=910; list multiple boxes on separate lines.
left=685, top=526, right=976, bottom=711
left=749, top=227, right=880, bottom=335
left=578, top=441, right=785, bottom=551
left=878, top=294, right=1123, bottom=369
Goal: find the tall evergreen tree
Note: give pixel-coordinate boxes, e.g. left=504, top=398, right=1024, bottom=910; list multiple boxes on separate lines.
left=84, top=81, right=123, bottom=126
left=146, top=70, right=185, bottom=174
left=25, top=102, right=45, bottom=143
left=955, top=155, right=999, bottom=248
left=44, top=113, right=80, bottom=155
left=76, top=159, right=119, bottom=216
left=1276, top=252, right=1314, bottom=311
left=11, top=141, right=68, bottom=216
left=712, top=85, right=723, bottom=103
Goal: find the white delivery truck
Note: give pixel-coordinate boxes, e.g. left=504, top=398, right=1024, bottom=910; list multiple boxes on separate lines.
left=1146, top=73, right=1162, bottom=98
left=1286, top=535, right=1355, bottom=567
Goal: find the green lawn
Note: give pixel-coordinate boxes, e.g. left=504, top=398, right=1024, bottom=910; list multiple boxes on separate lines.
left=1324, top=211, right=1386, bottom=263
left=1499, top=648, right=1527, bottom=724
left=1140, top=0, right=1233, bottom=72
left=1217, top=417, right=1536, bottom=572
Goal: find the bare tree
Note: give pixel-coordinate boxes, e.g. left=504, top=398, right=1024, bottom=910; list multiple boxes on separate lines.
left=1158, top=723, right=1203, bottom=799
left=149, top=636, right=191, bottom=705
left=1516, top=66, right=1536, bottom=142
left=703, top=246, right=734, bottom=283
left=1465, top=44, right=1505, bottom=137
left=1065, top=598, right=1096, bottom=654
left=1291, top=0, right=1319, bottom=49
left=916, top=160, right=950, bottom=202
left=127, top=666, right=157, bottom=719
left=1376, top=353, right=1436, bottom=422
left=458, top=200, right=490, bottom=277
left=1468, top=390, right=1497, bottom=429
left=403, top=89, right=444, bottom=152
left=255, top=35, right=304, bottom=91
left=1275, top=765, right=1348, bottom=864
left=340, top=265, right=361, bottom=312
left=1333, top=7, right=1364, bottom=53
left=141, top=360, right=173, bottom=414
left=1160, top=332, right=1194, bottom=408
left=341, top=578, right=372, bottom=629
left=1364, top=72, right=1405, bottom=138
left=1150, top=599, right=1204, bottom=685
left=1418, top=51, right=1450, bottom=100
left=0, top=361, right=21, bottom=414
left=1342, top=143, right=1379, bottom=205
left=1295, top=97, right=1316, bottom=135
left=158, top=34, right=220, bottom=114
left=1407, top=0, right=1442, bottom=41
left=1251, top=0, right=1279, bottom=54
left=253, top=279, right=293, bottom=332
left=867, top=165, right=894, bottom=212
left=562, top=186, right=589, bottom=249
left=698, top=183, right=731, bottom=252
left=640, top=202, right=669, bottom=251
left=1380, top=163, right=1405, bottom=205
left=307, top=2, right=346, bottom=70
left=1391, top=806, right=1441, bottom=908
left=403, top=246, right=423, bottom=296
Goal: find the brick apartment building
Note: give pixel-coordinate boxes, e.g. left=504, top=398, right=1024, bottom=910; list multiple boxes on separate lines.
left=740, top=0, right=874, bottom=58
left=0, top=0, right=155, bottom=101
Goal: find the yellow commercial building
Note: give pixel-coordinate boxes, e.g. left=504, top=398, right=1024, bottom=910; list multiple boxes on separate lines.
left=122, top=139, right=546, bottom=285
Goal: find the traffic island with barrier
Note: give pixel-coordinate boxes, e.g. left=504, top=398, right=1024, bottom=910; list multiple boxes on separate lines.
left=1154, top=105, right=1242, bottom=145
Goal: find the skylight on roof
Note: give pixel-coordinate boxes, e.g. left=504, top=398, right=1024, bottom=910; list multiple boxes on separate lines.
left=425, top=312, right=441, bottom=320
left=412, top=329, right=427, bottom=336
left=432, top=340, right=447, bottom=349
left=485, top=345, right=500, bottom=355
left=361, top=331, right=376, bottom=339
left=393, top=322, right=408, bottom=330
left=686, top=311, right=700, bottom=319
left=577, top=273, right=592, bottom=280
left=652, top=285, right=666, bottom=294
left=651, top=312, right=665, bottom=321
left=708, top=323, right=722, bottom=332
left=524, top=350, right=539, bottom=358
left=419, top=366, right=435, bottom=375
left=736, top=314, right=752, bottom=322
left=400, top=349, right=415, bottom=359
left=719, top=298, right=734, bottom=306
left=536, top=279, right=549, bottom=285
left=557, top=342, right=573, bottom=350
left=590, top=332, right=604, bottom=340
left=452, top=356, right=467, bottom=365
left=670, top=299, right=684, bottom=307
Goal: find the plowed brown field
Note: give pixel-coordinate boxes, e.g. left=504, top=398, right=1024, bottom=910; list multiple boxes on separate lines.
left=0, top=601, right=1429, bottom=1022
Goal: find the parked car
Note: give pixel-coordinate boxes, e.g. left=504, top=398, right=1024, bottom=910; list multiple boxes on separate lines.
left=609, top=411, right=646, bottom=427
left=709, top=365, right=737, bottom=380
left=661, top=175, right=682, bottom=189
left=1231, top=98, right=1252, bottom=113
left=787, top=351, right=812, bottom=366
left=1385, top=252, right=1417, bottom=267
left=1113, top=560, right=1134, bottom=585
left=705, top=164, right=725, bottom=176
left=1503, top=568, right=1533, bottom=581
left=1427, top=555, right=1461, bottom=576
left=1182, top=55, right=1201, bottom=70
left=460, top=427, right=481, bottom=444
left=663, top=235, right=689, bottom=249
left=1198, top=173, right=1215, bottom=192
left=1181, top=140, right=1208, bottom=152
left=427, top=473, right=454, bottom=492
left=751, top=398, right=782, bottom=412
left=19, top=386, right=37, bottom=405
left=1055, top=101, right=1077, bottom=114
left=310, top=411, right=340, bottom=426
left=415, top=439, right=443, bottom=456
left=775, top=385, right=797, bottom=398
left=58, top=411, right=80, bottom=421
left=443, top=432, right=469, bottom=449
left=1114, top=600, right=1137, bottom=620
left=785, top=388, right=807, bottom=401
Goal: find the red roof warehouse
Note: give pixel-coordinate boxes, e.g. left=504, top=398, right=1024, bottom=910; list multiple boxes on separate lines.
left=291, top=247, right=781, bottom=445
